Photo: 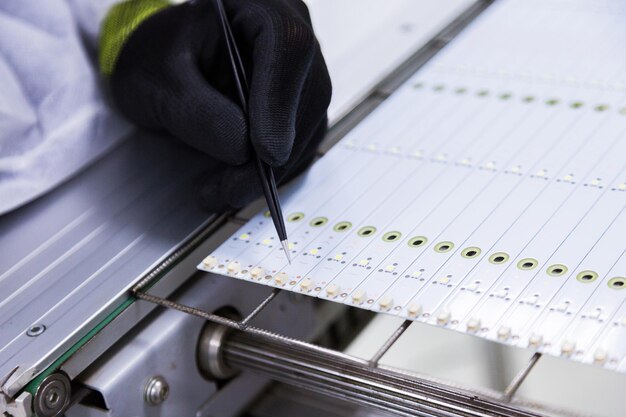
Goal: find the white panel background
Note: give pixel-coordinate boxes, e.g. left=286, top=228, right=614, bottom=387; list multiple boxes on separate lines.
left=305, top=0, right=477, bottom=122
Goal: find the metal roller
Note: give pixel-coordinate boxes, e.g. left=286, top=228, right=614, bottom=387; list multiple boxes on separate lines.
left=197, top=324, right=544, bottom=417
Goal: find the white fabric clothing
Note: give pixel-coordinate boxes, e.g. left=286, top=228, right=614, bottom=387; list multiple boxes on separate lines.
left=0, top=0, right=131, bottom=214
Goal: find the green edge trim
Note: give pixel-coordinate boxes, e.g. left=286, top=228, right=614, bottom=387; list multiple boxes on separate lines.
left=20, top=213, right=221, bottom=398
left=18, top=212, right=229, bottom=402
left=99, top=0, right=170, bottom=75
left=22, top=296, right=136, bottom=395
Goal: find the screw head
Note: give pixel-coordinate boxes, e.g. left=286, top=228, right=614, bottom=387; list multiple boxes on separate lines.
left=27, top=324, right=46, bottom=337
left=34, top=373, right=71, bottom=417
left=145, top=376, right=169, bottom=405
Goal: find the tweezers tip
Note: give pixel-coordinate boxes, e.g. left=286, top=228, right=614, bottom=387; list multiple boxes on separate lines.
left=281, top=240, right=292, bottom=264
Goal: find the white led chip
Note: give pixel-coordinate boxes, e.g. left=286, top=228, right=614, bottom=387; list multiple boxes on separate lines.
left=593, top=348, right=608, bottom=364
left=407, top=303, right=422, bottom=317
left=202, top=256, right=218, bottom=269
left=326, top=284, right=340, bottom=298
left=561, top=340, right=575, bottom=356
left=555, top=301, right=570, bottom=312
left=494, top=289, right=508, bottom=299
left=352, top=289, right=366, bottom=305
left=300, top=277, right=313, bottom=292
left=497, top=326, right=511, bottom=340
left=528, top=333, right=543, bottom=347
left=226, top=261, right=241, bottom=274
left=587, top=308, right=601, bottom=320
left=249, top=266, right=265, bottom=278
left=436, top=310, right=451, bottom=325
left=466, top=317, right=481, bottom=333
left=274, top=271, right=289, bottom=285
left=378, top=295, right=394, bottom=311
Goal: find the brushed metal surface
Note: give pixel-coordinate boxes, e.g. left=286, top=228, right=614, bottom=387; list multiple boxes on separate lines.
left=0, top=132, right=216, bottom=394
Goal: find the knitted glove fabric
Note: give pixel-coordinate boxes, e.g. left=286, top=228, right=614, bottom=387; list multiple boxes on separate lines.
left=99, top=0, right=331, bottom=210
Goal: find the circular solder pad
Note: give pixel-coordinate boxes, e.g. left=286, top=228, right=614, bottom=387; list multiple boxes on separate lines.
left=434, top=241, right=454, bottom=253
left=517, top=258, right=538, bottom=271
left=576, top=270, right=598, bottom=283
left=489, top=252, right=509, bottom=264
left=287, top=212, right=305, bottom=222
left=546, top=264, right=568, bottom=277
left=407, top=236, right=428, bottom=248
left=309, top=216, right=328, bottom=227
left=461, top=247, right=481, bottom=259
left=358, top=226, right=377, bottom=237
left=382, top=231, right=402, bottom=242
left=607, top=277, right=625, bottom=290
left=333, top=221, right=352, bottom=232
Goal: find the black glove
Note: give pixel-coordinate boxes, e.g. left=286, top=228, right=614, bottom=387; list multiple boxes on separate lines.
left=107, top=0, right=332, bottom=210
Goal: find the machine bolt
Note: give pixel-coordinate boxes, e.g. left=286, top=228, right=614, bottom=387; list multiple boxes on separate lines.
left=26, top=324, right=46, bottom=337
left=144, top=376, right=169, bottom=405
left=33, top=373, right=71, bottom=417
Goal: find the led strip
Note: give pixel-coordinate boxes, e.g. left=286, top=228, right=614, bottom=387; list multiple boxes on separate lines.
left=200, top=0, right=626, bottom=372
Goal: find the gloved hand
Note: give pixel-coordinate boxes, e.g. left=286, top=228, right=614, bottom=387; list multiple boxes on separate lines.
left=99, top=0, right=331, bottom=211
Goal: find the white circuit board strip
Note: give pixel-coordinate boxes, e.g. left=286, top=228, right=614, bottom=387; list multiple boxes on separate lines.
left=199, top=0, right=626, bottom=372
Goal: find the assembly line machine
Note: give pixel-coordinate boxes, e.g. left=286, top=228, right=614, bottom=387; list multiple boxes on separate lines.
left=1, top=2, right=623, bottom=416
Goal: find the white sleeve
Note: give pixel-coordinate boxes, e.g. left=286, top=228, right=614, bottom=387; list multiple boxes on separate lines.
left=0, top=0, right=132, bottom=214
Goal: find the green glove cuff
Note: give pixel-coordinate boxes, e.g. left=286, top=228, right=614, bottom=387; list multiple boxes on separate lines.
left=99, top=0, right=170, bottom=76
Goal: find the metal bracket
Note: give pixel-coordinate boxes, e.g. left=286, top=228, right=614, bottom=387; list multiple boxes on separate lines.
left=1, top=392, right=32, bottom=417
left=131, top=271, right=553, bottom=417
